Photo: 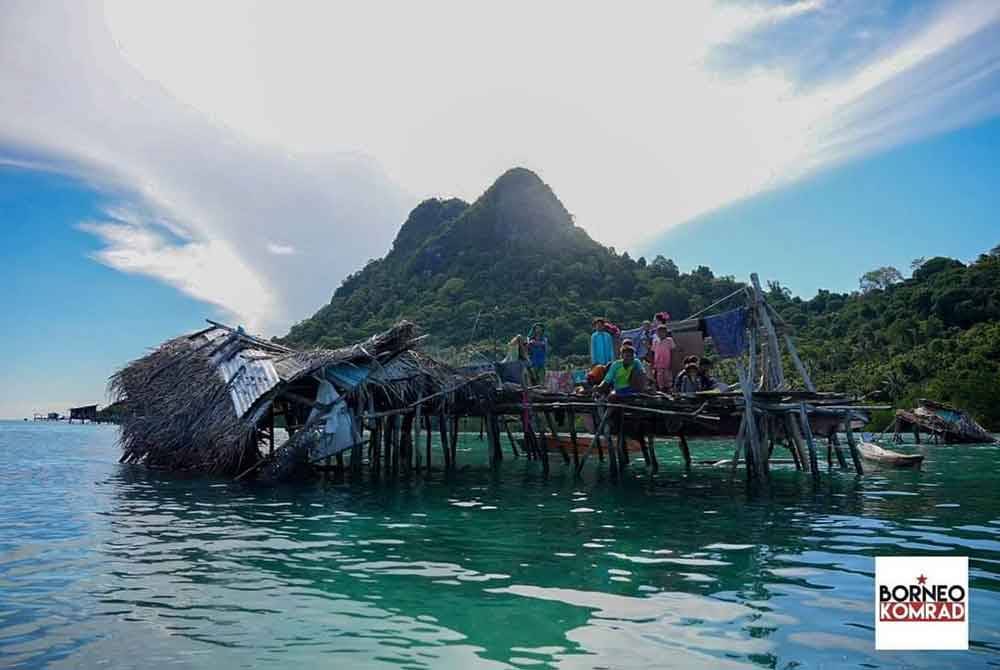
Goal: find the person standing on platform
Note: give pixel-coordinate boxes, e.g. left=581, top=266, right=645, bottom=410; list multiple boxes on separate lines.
left=526, top=323, right=548, bottom=386
left=590, top=318, right=614, bottom=366
left=651, top=323, right=676, bottom=392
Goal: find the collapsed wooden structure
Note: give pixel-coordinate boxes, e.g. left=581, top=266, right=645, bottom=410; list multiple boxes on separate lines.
left=112, top=274, right=886, bottom=484
left=891, top=398, right=996, bottom=445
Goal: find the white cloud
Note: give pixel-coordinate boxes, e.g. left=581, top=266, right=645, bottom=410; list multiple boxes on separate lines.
left=1, top=0, right=998, bottom=335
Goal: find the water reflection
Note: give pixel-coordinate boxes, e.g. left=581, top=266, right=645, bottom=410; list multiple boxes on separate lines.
left=1, top=423, right=998, bottom=668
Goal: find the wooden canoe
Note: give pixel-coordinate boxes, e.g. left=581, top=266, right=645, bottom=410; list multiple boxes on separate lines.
left=545, top=434, right=645, bottom=453
left=858, top=442, right=924, bottom=468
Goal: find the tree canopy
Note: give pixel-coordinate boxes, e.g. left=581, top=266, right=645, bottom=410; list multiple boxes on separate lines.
left=281, top=169, right=1000, bottom=430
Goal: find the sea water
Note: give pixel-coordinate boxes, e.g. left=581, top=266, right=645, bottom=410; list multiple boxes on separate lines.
left=1, top=420, right=998, bottom=669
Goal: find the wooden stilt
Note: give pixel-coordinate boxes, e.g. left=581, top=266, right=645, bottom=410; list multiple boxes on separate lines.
left=646, top=433, right=659, bottom=473
left=568, top=409, right=580, bottom=471
left=424, top=413, right=433, bottom=472
left=797, top=403, right=820, bottom=477
left=502, top=417, right=520, bottom=458
left=438, top=413, right=451, bottom=470
left=450, top=414, right=459, bottom=467
left=577, top=407, right=611, bottom=475
left=784, top=413, right=808, bottom=472
left=731, top=415, right=746, bottom=473
left=545, top=412, right=570, bottom=464
left=679, top=433, right=692, bottom=470
left=737, top=367, right=764, bottom=480
left=845, top=413, right=864, bottom=474
left=413, top=404, right=422, bottom=472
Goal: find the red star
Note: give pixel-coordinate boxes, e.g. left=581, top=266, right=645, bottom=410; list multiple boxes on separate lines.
left=917, top=574, right=928, bottom=585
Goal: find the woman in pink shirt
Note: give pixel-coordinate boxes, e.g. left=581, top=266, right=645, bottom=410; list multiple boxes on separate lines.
left=651, top=324, right=676, bottom=391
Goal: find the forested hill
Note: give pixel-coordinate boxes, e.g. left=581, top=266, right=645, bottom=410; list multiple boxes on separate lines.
left=281, top=168, right=747, bottom=357
left=281, top=167, right=1000, bottom=428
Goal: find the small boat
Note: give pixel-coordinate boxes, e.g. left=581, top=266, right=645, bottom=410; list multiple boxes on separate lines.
left=858, top=442, right=924, bottom=468
left=545, top=434, right=645, bottom=453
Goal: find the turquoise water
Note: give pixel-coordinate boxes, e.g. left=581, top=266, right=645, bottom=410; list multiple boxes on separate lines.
left=1, top=420, right=998, bottom=669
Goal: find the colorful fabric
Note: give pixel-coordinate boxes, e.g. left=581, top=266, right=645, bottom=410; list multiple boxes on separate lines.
left=544, top=370, right=574, bottom=393
left=651, top=336, right=676, bottom=369
left=527, top=336, right=548, bottom=369
left=620, top=326, right=653, bottom=359
left=603, top=359, right=645, bottom=390
left=703, top=307, right=747, bottom=358
left=590, top=330, right=614, bottom=365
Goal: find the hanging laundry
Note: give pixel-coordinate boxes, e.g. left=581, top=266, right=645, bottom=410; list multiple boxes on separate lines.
left=703, top=307, right=748, bottom=358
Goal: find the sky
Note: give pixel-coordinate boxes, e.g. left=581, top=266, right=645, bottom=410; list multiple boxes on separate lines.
left=2, top=0, right=999, bottom=417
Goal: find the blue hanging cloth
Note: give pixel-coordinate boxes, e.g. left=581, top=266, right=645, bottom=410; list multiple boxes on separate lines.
left=703, top=307, right=748, bottom=358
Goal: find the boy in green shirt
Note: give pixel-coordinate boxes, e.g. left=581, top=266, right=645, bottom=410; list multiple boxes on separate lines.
left=596, top=345, right=647, bottom=397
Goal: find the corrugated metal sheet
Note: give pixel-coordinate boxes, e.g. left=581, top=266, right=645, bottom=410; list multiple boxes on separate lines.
left=217, top=348, right=280, bottom=417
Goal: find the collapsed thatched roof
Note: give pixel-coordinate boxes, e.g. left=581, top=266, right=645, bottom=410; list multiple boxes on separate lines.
left=111, top=320, right=476, bottom=476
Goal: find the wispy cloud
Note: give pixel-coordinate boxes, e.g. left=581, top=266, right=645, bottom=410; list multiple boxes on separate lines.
left=2, top=0, right=998, bottom=334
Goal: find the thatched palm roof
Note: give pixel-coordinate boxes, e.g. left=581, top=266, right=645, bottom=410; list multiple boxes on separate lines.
left=111, top=320, right=477, bottom=477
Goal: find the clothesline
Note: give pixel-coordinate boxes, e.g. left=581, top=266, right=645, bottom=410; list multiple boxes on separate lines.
left=686, top=287, right=749, bottom=321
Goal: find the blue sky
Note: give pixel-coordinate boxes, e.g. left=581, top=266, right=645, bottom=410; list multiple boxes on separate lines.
left=646, top=115, right=1000, bottom=296
left=2, top=0, right=1000, bottom=417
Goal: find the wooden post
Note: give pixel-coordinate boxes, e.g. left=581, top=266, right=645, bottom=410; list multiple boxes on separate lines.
left=568, top=409, right=580, bottom=471
left=844, top=412, right=864, bottom=474
left=751, top=273, right=785, bottom=390
left=502, top=417, right=520, bottom=458
left=450, top=414, right=459, bottom=467
left=649, top=433, right=660, bottom=472
left=784, top=413, right=808, bottom=472
left=730, top=415, right=746, bottom=473
left=371, top=418, right=383, bottom=476
left=413, top=404, right=422, bottom=473
left=829, top=429, right=848, bottom=469
left=607, top=409, right=621, bottom=476
left=402, top=413, right=414, bottom=474
left=545, top=412, right=571, bottom=464
left=737, top=367, right=764, bottom=479
left=577, top=407, right=611, bottom=475
left=678, top=433, right=692, bottom=470
left=438, top=412, right=451, bottom=470
left=605, top=409, right=619, bottom=474
left=424, top=413, right=433, bottom=472
left=493, top=413, right=504, bottom=465
left=797, top=403, right=820, bottom=477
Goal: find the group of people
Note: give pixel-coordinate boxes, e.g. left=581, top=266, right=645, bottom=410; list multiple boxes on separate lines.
left=503, top=313, right=726, bottom=398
